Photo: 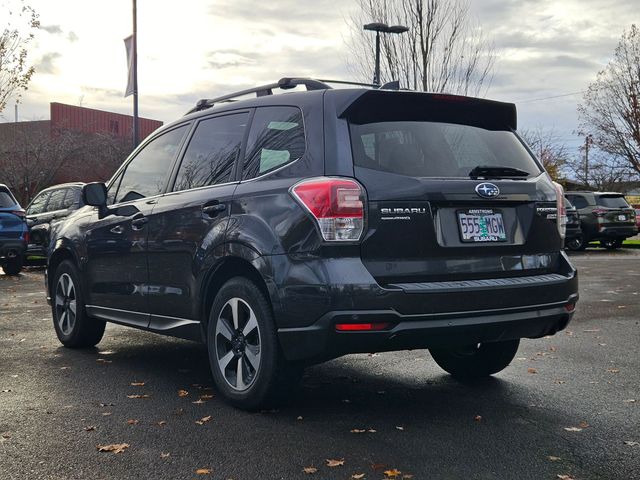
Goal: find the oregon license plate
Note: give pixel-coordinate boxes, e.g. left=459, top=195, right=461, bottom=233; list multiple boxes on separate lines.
left=458, top=209, right=507, bottom=242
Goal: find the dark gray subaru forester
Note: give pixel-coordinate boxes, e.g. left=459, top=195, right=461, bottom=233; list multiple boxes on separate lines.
left=46, top=78, right=578, bottom=409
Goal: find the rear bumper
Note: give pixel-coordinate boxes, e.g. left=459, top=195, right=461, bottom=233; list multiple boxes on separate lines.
left=279, top=298, right=577, bottom=362
left=275, top=252, right=579, bottom=362
left=0, top=239, right=26, bottom=263
left=597, top=225, right=638, bottom=238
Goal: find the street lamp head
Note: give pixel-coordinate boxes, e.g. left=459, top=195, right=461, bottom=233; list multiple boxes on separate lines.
left=388, top=25, right=409, bottom=34
left=364, top=22, right=389, bottom=32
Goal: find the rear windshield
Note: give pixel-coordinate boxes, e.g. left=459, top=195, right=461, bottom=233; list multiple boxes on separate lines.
left=596, top=195, right=630, bottom=208
left=0, top=188, right=16, bottom=208
left=350, top=121, right=541, bottom=178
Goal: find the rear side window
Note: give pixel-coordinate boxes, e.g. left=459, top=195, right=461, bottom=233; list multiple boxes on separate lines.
left=597, top=195, right=629, bottom=208
left=0, top=188, right=16, bottom=208
left=46, top=189, right=67, bottom=212
left=350, top=121, right=541, bottom=178
left=566, top=195, right=589, bottom=209
left=174, top=112, right=248, bottom=191
left=242, top=106, right=305, bottom=180
left=62, top=188, right=77, bottom=208
left=27, top=191, right=50, bottom=214
left=115, top=125, right=188, bottom=203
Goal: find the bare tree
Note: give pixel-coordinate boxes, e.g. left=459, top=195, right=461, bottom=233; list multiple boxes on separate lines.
left=578, top=24, right=640, bottom=177
left=346, top=0, right=495, bottom=95
left=566, top=146, right=636, bottom=191
left=0, top=0, right=39, bottom=113
left=519, top=127, right=569, bottom=182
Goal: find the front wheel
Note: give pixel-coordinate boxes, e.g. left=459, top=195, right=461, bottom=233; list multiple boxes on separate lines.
left=566, top=235, right=586, bottom=251
left=207, top=277, right=301, bottom=410
left=430, top=339, right=520, bottom=379
left=52, top=260, right=105, bottom=348
left=2, top=255, right=24, bottom=275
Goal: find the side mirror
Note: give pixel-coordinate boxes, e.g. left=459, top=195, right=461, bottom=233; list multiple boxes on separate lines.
left=82, top=182, right=107, bottom=208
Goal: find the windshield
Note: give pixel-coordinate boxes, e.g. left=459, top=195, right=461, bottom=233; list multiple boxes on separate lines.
left=350, top=121, right=541, bottom=178
left=597, top=195, right=629, bottom=208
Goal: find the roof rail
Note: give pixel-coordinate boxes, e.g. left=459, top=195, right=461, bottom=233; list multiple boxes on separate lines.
left=186, top=77, right=333, bottom=114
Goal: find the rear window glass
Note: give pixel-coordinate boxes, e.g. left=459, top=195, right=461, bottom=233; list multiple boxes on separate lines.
left=596, top=195, right=629, bottom=208
left=0, top=190, right=16, bottom=208
left=350, top=121, right=541, bottom=178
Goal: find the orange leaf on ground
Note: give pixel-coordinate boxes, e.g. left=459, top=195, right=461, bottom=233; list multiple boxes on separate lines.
left=195, top=468, right=211, bottom=475
left=527, top=368, right=538, bottom=374
left=160, top=452, right=170, bottom=458
left=326, top=458, right=345, bottom=467
left=384, top=469, right=402, bottom=478
left=127, top=394, right=150, bottom=399
left=130, top=382, right=145, bottom=386
left=474, top=415, right=482, bottom=422
left=195, top=415, right=212, bottom=425
left=352, top=474, right=366, bottom=479
left=127, top=419, right=139, bottom=425
left=178, top=389, right=189, bottom=397
left=96, top=443, right=129, bottom=454
left=303, top=467, right=318, bottom=474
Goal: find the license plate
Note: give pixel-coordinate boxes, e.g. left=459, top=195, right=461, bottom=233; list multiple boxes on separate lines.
left=618, top=214, right=626, bottom=221
left=458, top=209, right=506, bottom=242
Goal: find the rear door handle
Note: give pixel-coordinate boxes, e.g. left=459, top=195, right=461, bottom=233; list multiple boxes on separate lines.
left=110, top=225, right=125, bottom=234
left=202, top=203, right=226, bottom=217
left=131, top=214, right=148, bottom=230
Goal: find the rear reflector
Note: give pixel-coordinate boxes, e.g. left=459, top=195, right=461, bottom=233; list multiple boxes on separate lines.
left=291, top=177, right=365, bottom=242
left=564, top=303, right=576, bottom=312
left=335, top=322, right=390, bottom=331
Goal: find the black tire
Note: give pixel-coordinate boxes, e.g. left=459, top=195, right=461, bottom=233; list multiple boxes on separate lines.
left=51, top=260, right=105, bottom=348
left=2, top=255, right=24, bottom=275
left=565, top=235, right=586, bottom=251
left=601, top=239, right=622, bottom=250
left=430, top=339, right=520, bottom=379
left=207, top=277, right=301, bottom=410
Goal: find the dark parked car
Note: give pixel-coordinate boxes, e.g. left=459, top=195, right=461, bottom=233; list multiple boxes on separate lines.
left=565, top=191, right=638, bottom=249
left=25, top=183, right=85, bottom=258
left=46, top=78, right=579, bottom=409
left=0, top=184, right=28, bottom=275
left=564, top=197, right=583, bottom=251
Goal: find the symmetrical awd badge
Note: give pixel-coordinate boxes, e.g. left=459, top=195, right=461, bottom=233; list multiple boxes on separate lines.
left=475, top=183, right=500, bottom=198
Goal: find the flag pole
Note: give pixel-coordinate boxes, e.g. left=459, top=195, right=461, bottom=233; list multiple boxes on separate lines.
left=132, top=0, right=139, bottom=148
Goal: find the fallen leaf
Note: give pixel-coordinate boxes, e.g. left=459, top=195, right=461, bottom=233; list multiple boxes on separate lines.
left=326, top=458, right=345, bottom=467
left=368, top=429, right=377, bottom=433
left=127, top=394, right=150, bottom=399
left=350, top=429, right=366, bottom=433
left=60, top=366, right=70, bottom=370
left=549, top=346, right=557, bottom=352
left=578, top=421, right=589, bottom=429
left=395, top=426, right=405, bottom=431
left=623, top=399, right=636, bottom=403
left=474, top=415, right=482, bottom=422
left=96, top=443, right=129, bottom=454
left=624, top=441, right=639, bottom=446
left=178, top=389, right=189, bottom=397
left=195, top=468, right=211, bottom=475
left=99, top=351, right=115, bottom=355
left=160, top=452, right=170, bottom=458
left=1, top=432, right=11, bottom=439
left=303, top=467, right=318, bottom=474
left=195, top=415, right=212, bottom=425
left=352, top=474, right=366, bottom=479
left=402, top=475, right=414, bottom=479
left=102, top=412, right=112, bottom=416
left=384, top=469, right=402, bottom=478
left=130, top=382, right=145, bottom=386
left=84, top=426, right=96, bottom=432
left=127, top=419, right=139, bottom=425
left=607, top=368, right=620, bottom=373
left=192, top=399, right=206, bottom=404
left=564, top=427, right=582, bottom=432
left=99, top=403, right=115, bottom=407
left=157, top=421, right=166, bottom=426
left=557, top=475, right=574, bottom=480
left=548, top=456, right=561, bottom=461
left=527, top=368, right=538, bottom=374
left=96, top=358, right=112, bottom=364
left=200, top=394, right=214, bottom=400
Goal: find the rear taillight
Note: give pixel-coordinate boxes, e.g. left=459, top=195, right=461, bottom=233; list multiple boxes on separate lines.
left=23, top=231, right=30, bottom=244
left=592, top=209, right=607, bottom=216
left=553, top=182, right=566, bottom=239
left=291, top=177, right=365, bottom=242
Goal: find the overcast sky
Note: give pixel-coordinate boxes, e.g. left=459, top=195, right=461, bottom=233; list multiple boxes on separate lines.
left=1, top=0, right=638, bottom=154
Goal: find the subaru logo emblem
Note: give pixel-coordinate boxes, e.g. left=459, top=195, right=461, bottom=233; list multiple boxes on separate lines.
left=475, top=183, right=500, bottom=198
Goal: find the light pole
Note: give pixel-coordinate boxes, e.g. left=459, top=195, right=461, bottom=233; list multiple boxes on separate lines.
left=363, top=22, right=409, bottom=87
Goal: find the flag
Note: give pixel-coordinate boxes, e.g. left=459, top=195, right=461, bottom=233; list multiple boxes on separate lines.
left=124, top=35, right=134, bottom=97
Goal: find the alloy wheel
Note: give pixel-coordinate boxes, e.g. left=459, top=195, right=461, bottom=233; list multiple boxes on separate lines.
left=214, top=297, right=262, bottom=391
left=55, top=273, right=77, bottom=336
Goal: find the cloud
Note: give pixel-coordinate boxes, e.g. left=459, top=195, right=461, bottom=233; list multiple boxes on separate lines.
left=67, top=31, right=78, bottom=42
left=41, top=24, right=63, bottom=34
left=36, top=52, right=61, bottom=74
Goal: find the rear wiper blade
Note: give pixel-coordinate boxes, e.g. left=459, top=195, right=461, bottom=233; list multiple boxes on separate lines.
left=468, top=165, right=530, bottom=179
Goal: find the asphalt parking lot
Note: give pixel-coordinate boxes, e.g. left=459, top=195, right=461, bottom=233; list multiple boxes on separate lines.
left=1, top=250, right=639, bottom=480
